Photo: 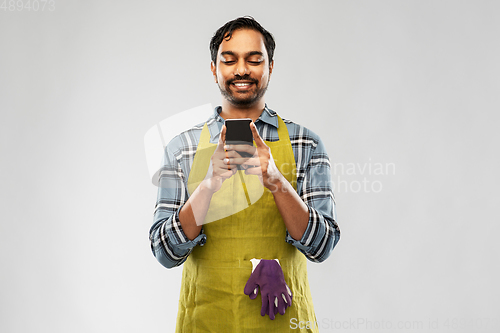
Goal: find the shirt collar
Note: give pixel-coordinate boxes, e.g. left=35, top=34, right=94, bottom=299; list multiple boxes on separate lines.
left=207, top=104, right=278, bottom=142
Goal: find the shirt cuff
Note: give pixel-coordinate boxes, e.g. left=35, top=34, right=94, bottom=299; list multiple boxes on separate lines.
left=176, top=232, right=207, bottom=251
left=168, top=208, right=207, bottom=254
left=285, top=206, right=315, bottom=252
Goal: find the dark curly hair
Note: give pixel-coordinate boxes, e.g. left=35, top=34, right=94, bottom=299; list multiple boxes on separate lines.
left=209, top=16, right=276, bottom=67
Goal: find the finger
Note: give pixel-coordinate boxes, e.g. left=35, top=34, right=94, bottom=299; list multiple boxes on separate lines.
left=224, top=145, right=230, bottom=170
left=225, top=150, right=248, bottom=158
left=249, top=286, right=259, bottom=300
left=261, top=294, right=269, bottom=317
left=286, top=284, right=292, bottom=297
left=217, top=157, right=235, bottom=166
left=268, top=295, right=275, bottom=320
left=220, top=169, right=236, bottom=179
left=220, top=125, right=226, bottom=144
left=225, top=144, right=256, bottom=155
left=227, top=157, right=258, bottom=166
left=215, top=125, right=226, bottom=151
left=250, top=122, right=266, bottom=148
left=223, top=155, right=230, bottom=171
left=219, top=151, right=252, bottom=166
left=278, top=295, right=286, bottom=315
left=244, top=280, right=257, bottom=296
left=240, top=156, right=261, bottom=166
left=283, top=292, right=292, bottom=308
left=216, top=163, right=236, bottom=173
left=244, top=166, right=263, bottom=176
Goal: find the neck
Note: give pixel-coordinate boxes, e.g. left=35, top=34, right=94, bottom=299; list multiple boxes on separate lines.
left=219, top=99, right=266, bottom=122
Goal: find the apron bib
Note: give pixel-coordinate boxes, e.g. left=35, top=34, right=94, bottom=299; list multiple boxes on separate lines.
left=176, top=116, right=318, bottom=332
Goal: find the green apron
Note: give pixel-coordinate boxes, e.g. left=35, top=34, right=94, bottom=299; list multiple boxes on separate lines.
left=176, top=116, right=318, bottom=332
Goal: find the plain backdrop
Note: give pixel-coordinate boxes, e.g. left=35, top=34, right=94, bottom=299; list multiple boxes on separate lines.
left=1, top=1, right=499, bottom=332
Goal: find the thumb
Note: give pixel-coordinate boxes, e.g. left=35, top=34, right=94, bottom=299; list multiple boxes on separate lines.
left=250, top=122, right=265, bottom=148
left=217, top=125, right=226, bottom=150
left=244, top=274, right=258, bottom=296
left=249, top=285, right=259, bottom=300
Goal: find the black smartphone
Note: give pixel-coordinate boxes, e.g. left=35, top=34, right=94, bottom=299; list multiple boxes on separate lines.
left=225, top=118, right=253, bottom=158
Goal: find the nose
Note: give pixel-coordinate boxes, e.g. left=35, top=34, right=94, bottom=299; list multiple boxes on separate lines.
left=234, top=59, right=249, bottom=76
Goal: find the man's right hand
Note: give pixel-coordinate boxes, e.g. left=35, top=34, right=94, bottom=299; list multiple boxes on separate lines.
left=202, top=125, right=239, bottom=193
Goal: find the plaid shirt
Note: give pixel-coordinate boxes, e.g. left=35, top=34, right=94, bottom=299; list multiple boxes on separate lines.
left=149, top=106, right=340, bottom=268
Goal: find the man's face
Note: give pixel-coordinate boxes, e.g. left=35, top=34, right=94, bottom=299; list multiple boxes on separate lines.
left=211, top=29, right=273, bottom=107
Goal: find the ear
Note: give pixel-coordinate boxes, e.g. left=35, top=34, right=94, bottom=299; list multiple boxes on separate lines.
left=269, top=60, right=274, bottom=75
left=210, top=61, right=218, bottom=83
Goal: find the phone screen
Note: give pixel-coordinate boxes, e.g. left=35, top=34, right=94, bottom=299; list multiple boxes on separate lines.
left=225, top=118, right=253, bottom=145
left=225, top=118, right=253, bottom=158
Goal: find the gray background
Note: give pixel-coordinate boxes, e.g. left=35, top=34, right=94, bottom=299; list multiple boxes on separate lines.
left=1, top=0, right=499, bottom=332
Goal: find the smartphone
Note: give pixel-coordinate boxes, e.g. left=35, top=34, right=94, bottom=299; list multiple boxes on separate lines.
left=225, top=118, right=253, bottom=158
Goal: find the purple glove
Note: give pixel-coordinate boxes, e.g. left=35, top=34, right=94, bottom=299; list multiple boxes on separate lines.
left=244, top=259, right=293, bottom=320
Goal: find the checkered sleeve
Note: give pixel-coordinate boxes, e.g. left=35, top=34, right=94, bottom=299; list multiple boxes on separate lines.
left=149, top=143, right=206, bottom=269
left=286, top=129, right=340, bottom=262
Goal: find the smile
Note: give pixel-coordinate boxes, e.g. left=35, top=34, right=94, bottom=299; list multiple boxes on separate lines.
left=230, top=81, right=255, bottom=91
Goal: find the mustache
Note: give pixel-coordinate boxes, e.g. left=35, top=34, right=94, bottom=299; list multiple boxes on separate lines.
left=227, top=74, right=258, bottom=85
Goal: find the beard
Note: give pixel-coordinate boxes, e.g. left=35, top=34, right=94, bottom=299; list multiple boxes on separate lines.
left=218, top=74, right=270, bottom=107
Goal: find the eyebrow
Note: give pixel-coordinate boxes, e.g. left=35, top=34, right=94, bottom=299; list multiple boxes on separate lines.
left=220, top=51, right=264, bottom=58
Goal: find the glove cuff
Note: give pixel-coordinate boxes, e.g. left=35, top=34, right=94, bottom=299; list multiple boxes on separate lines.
left=250, top=258, right=280, bottom=273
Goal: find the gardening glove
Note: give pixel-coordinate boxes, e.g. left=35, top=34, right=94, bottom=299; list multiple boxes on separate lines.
left=244, top=258, right=293, bottom=320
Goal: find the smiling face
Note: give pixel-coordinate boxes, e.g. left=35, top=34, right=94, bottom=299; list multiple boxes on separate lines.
left=211, top=29, right=273, bottom=108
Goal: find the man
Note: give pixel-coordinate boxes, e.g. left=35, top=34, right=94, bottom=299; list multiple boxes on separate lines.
left=149, top=17, right=340, bottom=332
